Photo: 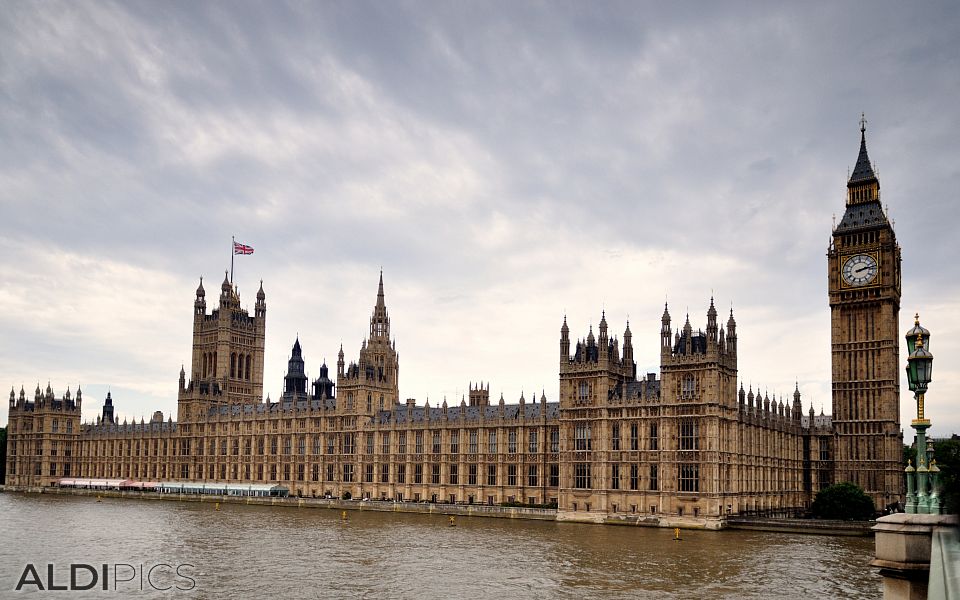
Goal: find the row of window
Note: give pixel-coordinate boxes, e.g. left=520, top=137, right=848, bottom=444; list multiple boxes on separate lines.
left=77, top=428, right=565, bottom=459
left=573, top=463, right=697, bottom=492
left=7, top=419, right=74, bottom=434
left=21, top=458, right=700, bottom=494
left=8, top=441, right=74, bottom=457
left=69, top=461, right=564, bottom=488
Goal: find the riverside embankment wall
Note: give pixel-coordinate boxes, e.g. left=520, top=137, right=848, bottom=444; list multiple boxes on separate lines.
left=0, top=485, right=875, bottom=535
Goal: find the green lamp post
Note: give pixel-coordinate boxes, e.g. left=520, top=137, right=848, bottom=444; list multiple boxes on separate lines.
left=904, top=314, right=936, bottom=514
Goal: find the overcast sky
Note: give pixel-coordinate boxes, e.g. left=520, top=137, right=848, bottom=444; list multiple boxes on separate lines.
left=2, top=1, right=959, bottom=437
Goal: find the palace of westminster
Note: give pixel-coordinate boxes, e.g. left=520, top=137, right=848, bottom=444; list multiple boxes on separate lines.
left=5, top=125, right=905, bottom=521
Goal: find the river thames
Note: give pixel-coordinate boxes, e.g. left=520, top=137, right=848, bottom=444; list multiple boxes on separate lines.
left=0, top=493, right=880, bottom=598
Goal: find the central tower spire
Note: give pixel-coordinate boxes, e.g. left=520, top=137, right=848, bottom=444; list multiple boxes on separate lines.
left=370, top=270, right=390, bottom=340
left=339, top=270, right=400, bottom=416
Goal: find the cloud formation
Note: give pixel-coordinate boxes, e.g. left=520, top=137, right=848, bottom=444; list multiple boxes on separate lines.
left=1, top=1, right=959, bottom=436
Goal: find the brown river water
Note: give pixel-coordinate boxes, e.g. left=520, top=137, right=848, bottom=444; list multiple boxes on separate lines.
left=0, top=492, right=880, bottom=599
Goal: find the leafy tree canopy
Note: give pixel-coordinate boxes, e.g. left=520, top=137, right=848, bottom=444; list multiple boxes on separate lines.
left=811, top=482, right=875, bottom=520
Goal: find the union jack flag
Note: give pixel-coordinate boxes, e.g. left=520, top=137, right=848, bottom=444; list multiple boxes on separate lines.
left=233, top=241, right=254, bottom=255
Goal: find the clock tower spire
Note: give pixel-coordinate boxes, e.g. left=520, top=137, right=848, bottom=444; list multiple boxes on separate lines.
left=828, top=117, right=903, bottom=510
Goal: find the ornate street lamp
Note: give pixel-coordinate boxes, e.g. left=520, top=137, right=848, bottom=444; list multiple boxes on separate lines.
left=904, top=314, right=938, bottom=514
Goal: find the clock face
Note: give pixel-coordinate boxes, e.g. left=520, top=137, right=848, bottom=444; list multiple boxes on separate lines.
left=842, top=254, right=879, bottom=286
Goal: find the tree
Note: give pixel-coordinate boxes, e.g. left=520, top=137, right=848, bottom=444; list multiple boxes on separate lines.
left=811, top=482, right=875, bottom=520
left=933, top=436, right=960, bottom=515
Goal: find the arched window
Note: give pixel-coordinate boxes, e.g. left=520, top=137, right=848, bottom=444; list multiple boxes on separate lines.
left=237, top=353, right=244, bottom=380
left=246, top=355, right=252, bottom=381
left=681, top=375, right=695, bottom=400
left=578, top=381, right=590, bottom=402
left=230, top=353, right=236, bottom=378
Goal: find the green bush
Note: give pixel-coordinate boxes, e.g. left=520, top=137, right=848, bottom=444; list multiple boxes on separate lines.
left=811, top=482, right=875, bottom=520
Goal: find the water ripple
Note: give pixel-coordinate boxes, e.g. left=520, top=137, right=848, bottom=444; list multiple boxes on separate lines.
left=0, top=494, right=881, bottom=599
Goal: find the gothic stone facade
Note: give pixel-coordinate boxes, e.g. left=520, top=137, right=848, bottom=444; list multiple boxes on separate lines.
left=6, top=127, right=903, bottom=517
left=4, top=277, right=832, bottom=520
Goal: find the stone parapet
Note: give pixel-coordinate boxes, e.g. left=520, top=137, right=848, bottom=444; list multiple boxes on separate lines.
left=872, top=513, right=959, bottom=600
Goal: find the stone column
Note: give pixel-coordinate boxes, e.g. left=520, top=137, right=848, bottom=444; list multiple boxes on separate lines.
left=872, top=513, right=959, bottom=599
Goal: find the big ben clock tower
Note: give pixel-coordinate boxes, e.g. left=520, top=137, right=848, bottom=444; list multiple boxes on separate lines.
left=828, top=117, right=903, bottom=510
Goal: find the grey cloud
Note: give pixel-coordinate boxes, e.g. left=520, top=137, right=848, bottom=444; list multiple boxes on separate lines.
left=1, top=1, right=959, bottom=434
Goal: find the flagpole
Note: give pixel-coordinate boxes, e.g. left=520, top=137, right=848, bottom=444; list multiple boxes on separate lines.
left=230, top=235, right=235, bottom=284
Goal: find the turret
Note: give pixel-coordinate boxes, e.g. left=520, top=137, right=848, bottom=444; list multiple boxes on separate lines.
left=8, top=386, right=14, bottom=408
left=469, top=382, right=490, bottom=407
left=792, top=382, right=803, bottom=421
left=195, top=277, right=206, bottom=316
left=337, top=344, right=345, bottom=378
left=623, top=320, right=634, bottom=367
left=312, top=362, right=335, bottom=400
left=738, top=382, right=746, bottom=406
left=560, top=316, right=570, bottom=360
left=255, top=280, right=266, bottom=319
left=706, top=297, right=718, bottom=347
left=179, top=365, right=186, bottom=391
left=284, top=337, right=308, bottom=396
left=220, top=271, right=232, bottom=305
left=102, top=391, right=115, bottom=425
left=598, top=311, right=609, bottom=357
left=726, top=308, right=737, bottom=353
left=661, top=303, right=672, bottom=359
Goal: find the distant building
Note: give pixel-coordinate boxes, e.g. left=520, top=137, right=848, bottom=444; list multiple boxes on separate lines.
left=5, top=125, right=903, bottom=519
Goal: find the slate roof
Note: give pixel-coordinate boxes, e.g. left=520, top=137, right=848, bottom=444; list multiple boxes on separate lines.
left=625, top=378, right=661, bottom=399
left=848, top=130, right=878, bottom=185
left=835, top=200, right=888, bottom=231
left=87, top=420, right=177, bottom=434
left=209, top=397, right=337, bottom=417
left=377, top=401, right=560, bottom=425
